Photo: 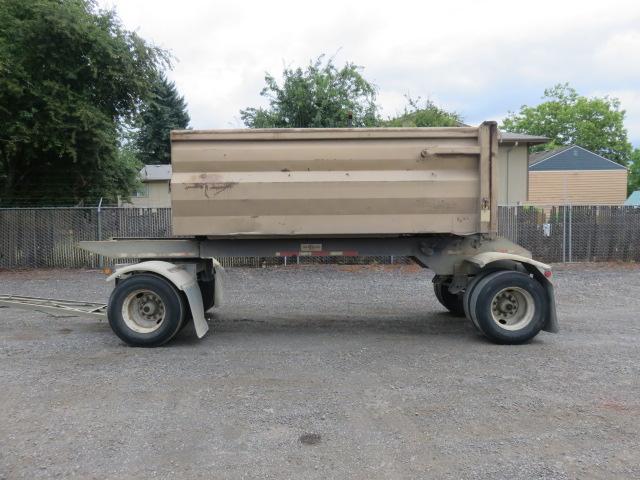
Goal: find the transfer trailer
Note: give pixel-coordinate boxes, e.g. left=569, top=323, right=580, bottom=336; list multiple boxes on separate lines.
left=2, top=122, right=558, bottom=346
left=78, top=234, right=557, bottom=347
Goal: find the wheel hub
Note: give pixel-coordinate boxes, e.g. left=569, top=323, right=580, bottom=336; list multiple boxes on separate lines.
left=493, top=292, right=519, bottom=320
left=122, top=290, right=166, bottom=333
left=138, top=295, right=162, bottom=321
left=490, top=287, right=535, bottom=331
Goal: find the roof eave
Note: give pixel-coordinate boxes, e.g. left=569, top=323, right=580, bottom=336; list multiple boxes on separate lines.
left=499, top=135, right=549, bottom=145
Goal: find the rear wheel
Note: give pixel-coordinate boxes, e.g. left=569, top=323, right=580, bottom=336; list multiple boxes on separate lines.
left=198, top=278, right=215, bottom=311
left=433, top=281, right=465, bottom=316
left=467, top=270, right=547, bottom=344
left=107, top=274, right=186, bottom=347
left=463, top=269, right=500, bottom=333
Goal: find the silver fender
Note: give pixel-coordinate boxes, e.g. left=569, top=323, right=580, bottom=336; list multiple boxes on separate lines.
left=107, top=261, right=209, bottom=338
left=465, top=252, right=551, bottom=274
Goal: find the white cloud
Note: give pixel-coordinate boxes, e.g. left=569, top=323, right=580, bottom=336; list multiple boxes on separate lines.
left=593, top=31, right=640, bottom=78
left=98, top=0, right=640, bottom=144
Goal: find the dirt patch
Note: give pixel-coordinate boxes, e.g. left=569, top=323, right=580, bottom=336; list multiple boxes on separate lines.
left=299, top=433, right=322, bottom=445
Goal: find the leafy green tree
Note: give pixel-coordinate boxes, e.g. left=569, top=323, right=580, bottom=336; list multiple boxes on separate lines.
left=0, top=0, right=168, bottom=206
left=501, top=84, right=632, bottom=165
left=134, top=74, right=190, bottom=165
left=240, top=55, right=379, bottom=128
left=628, top=148, right=640, bottom=196
left=382, top=96, right=462, bottom=127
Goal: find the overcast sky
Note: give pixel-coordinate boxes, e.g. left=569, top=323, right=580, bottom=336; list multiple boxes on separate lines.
left=98, top=0, right=640, bottom=146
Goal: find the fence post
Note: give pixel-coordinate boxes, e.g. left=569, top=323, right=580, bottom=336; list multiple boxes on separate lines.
left=97, top=198, right=103, bottom=269
left=562, top=206, right=566, bottom=263
left=568, top=205, right=573, bottom=263
left=32, top=209, right=38, bottom=267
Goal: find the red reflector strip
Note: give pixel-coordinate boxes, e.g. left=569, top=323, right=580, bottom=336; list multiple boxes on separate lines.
left=544, top=270, right=552, bottom=278
left=275, top=250, right=359, bottom=257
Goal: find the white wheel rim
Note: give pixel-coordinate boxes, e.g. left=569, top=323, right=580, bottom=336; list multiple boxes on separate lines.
left=490, top=286, right=535, bottom=331
left=122, top=289, right=166, bottom=334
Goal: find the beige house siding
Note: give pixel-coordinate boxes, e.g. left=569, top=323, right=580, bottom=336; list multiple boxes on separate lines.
left=497, top=144, right=528, bottom=204
left=126, top=181, right=171, bottom=208
left=528, top=170, right=628, bottom=205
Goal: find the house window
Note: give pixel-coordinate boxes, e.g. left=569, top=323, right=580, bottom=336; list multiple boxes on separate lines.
left=133, top=184, right=149, bottom=198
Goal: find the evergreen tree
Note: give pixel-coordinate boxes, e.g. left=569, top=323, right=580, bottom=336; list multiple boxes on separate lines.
left=134, top=74, right=190, bottom=165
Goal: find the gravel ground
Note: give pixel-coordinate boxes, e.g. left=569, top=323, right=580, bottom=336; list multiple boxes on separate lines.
left=0, top=264, right=639, bottom=479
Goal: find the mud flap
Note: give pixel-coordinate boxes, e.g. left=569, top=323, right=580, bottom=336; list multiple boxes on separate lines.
left=213, top=266, right=224, bottom=307
left=182, top=281, right=209, bottom=338
left=542, top=280, right=559, bottom=333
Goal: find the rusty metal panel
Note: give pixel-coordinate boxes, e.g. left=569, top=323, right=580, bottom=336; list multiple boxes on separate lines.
left=170, top=124, right=497, bottom=236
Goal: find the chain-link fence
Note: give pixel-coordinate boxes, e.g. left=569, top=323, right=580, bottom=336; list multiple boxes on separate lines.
left=0, top=207, right=171, bottom=268
left=497, top=205, right=640, bottom=263
left=1, top=205, right=639, bottom=269
left=0, top=207, right=411, bottom=268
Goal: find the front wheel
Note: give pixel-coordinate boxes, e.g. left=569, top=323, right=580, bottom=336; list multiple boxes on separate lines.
left=107, top=274, right=186, bottom=347
left=467, top=270, right=547, bottom=344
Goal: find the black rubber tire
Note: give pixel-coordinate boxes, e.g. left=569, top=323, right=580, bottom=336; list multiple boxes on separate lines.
left=469, top=270, right=547, bottom=344
left=463, top=268, right=500, bottom=334
left=107, top=274, right=186, bottom=347
left=433, top=282, right=465, bottom=316
left=198, top=279, right=215, bottom=312
left=178, top=292, right=192, bottom=332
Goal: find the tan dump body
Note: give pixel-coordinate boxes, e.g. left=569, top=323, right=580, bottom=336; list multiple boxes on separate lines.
left=170, top=122, right=499, bottom=236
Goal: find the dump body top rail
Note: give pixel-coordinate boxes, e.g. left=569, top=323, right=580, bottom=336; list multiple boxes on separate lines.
left=170, top=122, right=498, bottom=237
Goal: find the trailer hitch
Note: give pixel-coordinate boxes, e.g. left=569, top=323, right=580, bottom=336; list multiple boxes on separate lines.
left=0, top=295, right=107, bottom=319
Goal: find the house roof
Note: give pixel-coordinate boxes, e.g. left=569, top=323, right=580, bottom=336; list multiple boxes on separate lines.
left=529, top=145, right=573, bottom=164
left=529, top=145, right=627, bottom=171
left=140, top=164, right=172, bottom=181
left=625, top=191, right=640, bottom=206
left=499, top=131, right=549, bottom=145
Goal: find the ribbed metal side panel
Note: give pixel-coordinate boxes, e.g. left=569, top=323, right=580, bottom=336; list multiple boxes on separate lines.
left=170, top=129, right=485, bottom=236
